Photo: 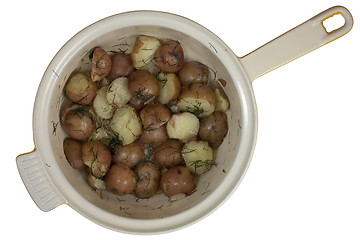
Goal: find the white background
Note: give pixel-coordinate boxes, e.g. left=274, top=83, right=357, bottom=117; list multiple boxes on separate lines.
left=3, top=0, right=360, bottom=239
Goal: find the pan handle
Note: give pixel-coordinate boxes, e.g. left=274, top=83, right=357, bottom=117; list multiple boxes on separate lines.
left=240, top=6, right=353, bottom=82
left=16, top=149, right=65, bottom=212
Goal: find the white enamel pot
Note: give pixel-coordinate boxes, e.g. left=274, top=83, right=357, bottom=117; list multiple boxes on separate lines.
left=16, top=6, right=353, bottom=234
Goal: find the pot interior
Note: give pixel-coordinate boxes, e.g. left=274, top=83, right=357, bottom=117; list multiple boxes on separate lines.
left=44, top=12, right=255, bottom=232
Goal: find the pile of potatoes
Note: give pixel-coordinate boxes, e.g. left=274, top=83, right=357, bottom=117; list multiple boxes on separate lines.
left=61, top=35, right=230, bottom=199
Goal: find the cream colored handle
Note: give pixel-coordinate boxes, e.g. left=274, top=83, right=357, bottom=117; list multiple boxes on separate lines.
left=16, top=149, right=65, bottom=212
left=240, top=6, right=353, bottom=82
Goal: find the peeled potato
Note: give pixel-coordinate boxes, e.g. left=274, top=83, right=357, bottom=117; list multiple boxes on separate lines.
left=93, top=86, right=115, bottom=119
left=182, top=141, right=213, bottom=175
left=166, top=112, right=199, bottom=142
left=106, top=77, right=132, bottom=108
left=214, top=88, right=230, bottom=112
left=131, top=35, right=161, bottom=70
left=157, top=72, right=181, bottom=104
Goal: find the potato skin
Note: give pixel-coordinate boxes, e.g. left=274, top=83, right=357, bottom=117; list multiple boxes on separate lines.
left=178, top=61, right=209, bottom=86
left=128, top=70, right=159, bottom=104
left=140, top=124, right=168, bottom=146
left=140, top=104, right=171, bottom=131
left=198, top=111, right=228, bottom=148
left=112, top=141, right=144, bottom=168
left=81, top=141, right=112, bottom=178
left=91, top=47, right=112, bottom=81
left=154, top=40, right=184, bottom=73
left=107, top=53, right=135, bottom=80
left=105, top=164, right=137, bottom=196
left=154, top=139, right=183, bottom=168
left=65, top=73, right=97, bottom=105
left=160, top=166, right=196, bottom=197
left=63, top=138, right=86, bottom=170
left=134, top=162, right=161, bottom=198
left=61, top=105, right=96, bottom=140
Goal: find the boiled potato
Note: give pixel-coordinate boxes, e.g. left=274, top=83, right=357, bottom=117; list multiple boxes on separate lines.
left=177, top=83, right=216, bottom=118
left=91, top=47, right=112, bottom=81
left=110, top=105, right=142, bottom=145
left=128, top=70, right=159, bottom=104
left=87, top=172, right=106, bottom=190
left=131, top=35, right=161, bottom=70
left=105, top=164, right=137, bottom=196
left=166, top=112, right=199, bottom=142
left=160, top=166, right=196, bottom=197
left=140, top=125, right=168, bottom=146
left=89, top=126, right=119, bottom=148
left=107, top=53, right=135, bottom=80
left=140, top=104, right=171, bottom=131
left=156, top=72, right=181, bottom=104
left=61, top=105, right=96, bottom=140
left=65, top=73, right=97, bottom=105
left=154, top=40, right=184, bottom=73
left=135, top=162, right=161, bottom=199
left=81, top=141, right=112, bottom=178
left=214, top=88, right=230, bottom=112
left=178, top=61, right=209, bottom=86
left=198, top=111, right=228, bottom=148
left=106, top=77, right=132, bottom=108
left=112, top=140, right=144, bottom=168
left=154, top=139, right=183, bottom=168
left=63, top=138, right=85, bottom=170
left=93, top=86, right=115, bottom=119
left=182, top=141, right=213, bottom=175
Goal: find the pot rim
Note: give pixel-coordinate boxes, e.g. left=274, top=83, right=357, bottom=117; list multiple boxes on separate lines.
left=32, top=10, right=258, bottom=234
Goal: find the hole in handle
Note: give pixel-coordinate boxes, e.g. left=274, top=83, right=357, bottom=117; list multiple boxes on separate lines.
left=322, top=13, right=345, bottom=33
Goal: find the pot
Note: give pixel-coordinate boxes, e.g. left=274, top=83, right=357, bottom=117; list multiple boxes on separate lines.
left=16, top=6, right=353, bottom=234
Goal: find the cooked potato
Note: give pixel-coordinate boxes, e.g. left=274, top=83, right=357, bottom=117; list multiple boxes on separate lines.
left=128, top=70, right=159, bottom=104
left=198, top=111, right=228, bottom=148
left=63, top=138, right=85, bottom=170
left=140, top=124, right=168, bottom=146
left=112, top=141, right=144, bottom=168
left=128, top=97, right=145, bottom=112
left=214, top=88, right=230, bottom=112
left=91, top=47, right=112, bottom=81
left=107, top=53, right=135, bottom=80
left=135, top=162, right=161, bottom=198
left=166, top=112, right=199, bottom=141
left=87, top=172, right=106, bottom=190
left=154, top=40, right=184, bottom=73
left=178, top=61, right=209, bottom=86
left=156, top=72, right=181, bottom=104
left=154, top=139, right=183, bottom=168
left=105, top=164, right=137, bottom=196
left=131, top=35, right=161, bottom=70
left=106, top=77, right=132, bottom=108
left=110, top=105, right=142, bottom=145
left=89, top=126, right=119, bottom=148
left=61, top=105, right=96, bottom=140
left=160, top=166, right=196, bottom=197
left=177, top=83, right=216, bottom=118
left=182, top=141, right=213, bottom=175
left=65, top=73, right=97, bottom=105
left=93, top=86, right=115, bottom=119
left=81, top=141, right=112, bottom=178
left=140, top=104, right=171, bottom=131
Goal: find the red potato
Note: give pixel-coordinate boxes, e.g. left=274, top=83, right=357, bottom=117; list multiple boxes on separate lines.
left=65, top=73, right=97, bottom=105
left=198, top=111, right=228, bottom=149
left=131, top=35, right=161, bottom=70
left=160, top=166, right=196, bottom=197
left=107, top=53, right=135, bottom=80
left=154, top=139, right=183, bottom=168
left=135, top=162, right=161, bottom=199
left=140, top=124, right=168, bottom=146
left=81, top=141, right=112, bottom=178
left=128, top=70, right=159, bottom=104
left=105, top=164, right=137, bottom=196
left=154, top=40, right=184, bottom=73
left=178, top=61, right=209, bottom=86
left=61, top=105, right=96, bottom=140
left=91, top=47, right=112, bottom=81
left=140, top=103, right=171, bottom=131
left=112, top=141, right=145, bottom=168
left=63, top=138, right=85, bottom=170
